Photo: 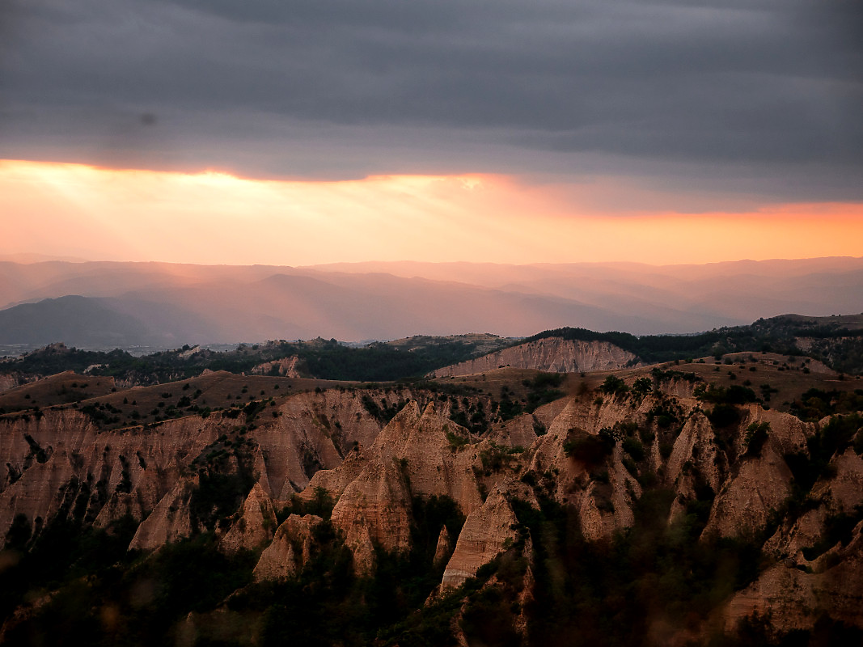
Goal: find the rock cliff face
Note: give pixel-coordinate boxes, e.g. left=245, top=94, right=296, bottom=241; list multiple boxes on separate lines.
left=433, top=524, right=453, bottom=565
left=250, top=356, right=301, bottom=378
left=253, top=513, right=323, bottom=581
left=250, top=388, right=388, bottom=499
left=441, top=487, right=520, bottom=590
left=128, top=476, right=198, bottom=551
left=307, top=401, right=488, bottom=571
left=702, top=443, right=793, bottom=538
left=331, top=458, right=414, bottom=564
left=430, top=337, right=638, bottom=377
left=0, top=387, right=410, bottom=545
left=3, top=368, right=863, bottom=643
left=220, top=483, right=278, bottom=552
left=525, top=396, right=643, bottom=540
left=723, top=525, right=863, bottom=633
left=0, top=374, right=23, bottom=393
left=0, top=408, right=222, bottom=541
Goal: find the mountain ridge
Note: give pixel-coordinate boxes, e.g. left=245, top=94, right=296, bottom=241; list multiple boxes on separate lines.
left=2, top=258, right=862, bottom=345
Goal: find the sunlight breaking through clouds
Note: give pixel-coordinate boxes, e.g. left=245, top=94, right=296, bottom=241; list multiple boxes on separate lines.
left=1, top=159, right=861, bottom=266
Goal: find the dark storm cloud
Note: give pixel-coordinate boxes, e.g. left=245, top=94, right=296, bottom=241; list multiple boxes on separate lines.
left=1, top=0, right=861, bottom=203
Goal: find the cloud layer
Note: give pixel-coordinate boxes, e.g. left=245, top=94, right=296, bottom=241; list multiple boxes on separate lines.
left=1, top=0, right=862, bottom=207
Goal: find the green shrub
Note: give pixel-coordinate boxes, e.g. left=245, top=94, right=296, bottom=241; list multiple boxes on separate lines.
left=599, top=375, right=629, bottom=395
left=743, top=422, right=770, bottom=457
left=695, top=384, right=757, bottom=405
left=446, top=430, right=469, bottom=451
left=622, top=437, right=646, bottom=462
left=564, top=434, right=613, bottom=465
left=707, top=403, right=740, bottom=428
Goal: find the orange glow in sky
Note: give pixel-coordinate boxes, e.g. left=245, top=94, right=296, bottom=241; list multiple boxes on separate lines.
left=2, top=159, right=862, bottom=265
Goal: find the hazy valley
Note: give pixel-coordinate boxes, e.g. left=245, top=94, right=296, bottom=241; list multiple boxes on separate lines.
left=2, top=257, right=863, bottom=349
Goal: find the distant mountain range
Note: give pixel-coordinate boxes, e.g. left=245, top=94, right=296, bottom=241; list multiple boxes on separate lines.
left=0, top=257, right=861, bottom=348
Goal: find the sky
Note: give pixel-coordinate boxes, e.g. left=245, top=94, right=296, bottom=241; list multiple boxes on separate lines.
left=1, top=0, right=862, bottom=265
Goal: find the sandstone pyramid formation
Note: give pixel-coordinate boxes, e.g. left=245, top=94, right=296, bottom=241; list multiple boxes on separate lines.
left=0, top=385, right=410, bottom=542
left=2, top=361, right=863, bottom=643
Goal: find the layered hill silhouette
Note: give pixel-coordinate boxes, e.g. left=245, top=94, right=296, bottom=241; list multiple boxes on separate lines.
left=1, top=257, right=862, bottom=347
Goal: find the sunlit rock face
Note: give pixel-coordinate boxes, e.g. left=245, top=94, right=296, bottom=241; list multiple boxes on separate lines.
left=430, top=338, right=638, bottom=377
left=0, top=387, right=400, bottom=546
left=4, top=367, right=863, bottom=642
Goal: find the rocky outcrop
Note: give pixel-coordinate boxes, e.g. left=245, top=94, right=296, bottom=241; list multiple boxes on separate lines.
left=312, top=401, right=489, bottom=571
left=301, top=448, right=369, bottom=503
left=220, top=483, right=278, bottom=552
left=128, top=476, right=197, bottom=551
left=250, top=356, right=301, bottom=378
left=4, top=367, right=863, bottom=642
left=253, top=513, right=323, bottom=581
left=740, top=405, right=811, bottom=458
left=724, top=522, right=863, bottom=635
left=697, top=406, right=815, bottom=540
left=306, top=395, right=591, bottom=576
left=254, top=388, right=860, bottom=597
left=488, top=398, right=568, bottom=448
left=307, top=400, right=476, bottom=503
left=441, top=487, right=520, bottom=590
left=763, top=508, right=827, bottom=562
left=764, top=448, right=863, bottom=564
left=331, top=459, right=413, bottom=562
left=0, top=374, right=23, bottom=394
left=813, top=448, right=863, bottom=513
left=368, top=402, right=485, bottom=514
left=430, top=337, right=638, bottom=377
left=702, top=443, right=794, bottom=539
left=0, top=387, right=409, bottom=548
left=254, top=388, right=402, bottom=499
left=434, top=525, right=454, bottom=566
left=0, top=408, right=222, bottom=541
left=525, top=396, right=645, bottom=540
left=663, top=411, right=723, bottom=522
